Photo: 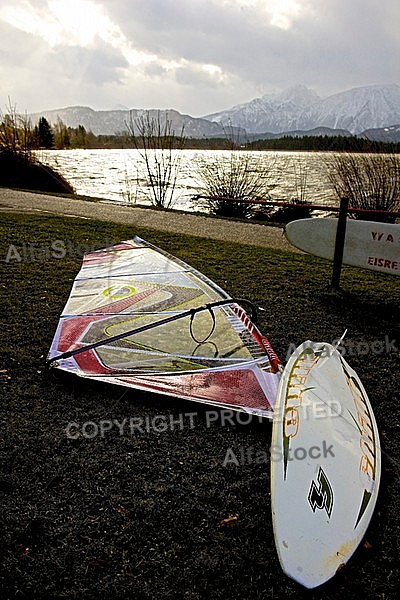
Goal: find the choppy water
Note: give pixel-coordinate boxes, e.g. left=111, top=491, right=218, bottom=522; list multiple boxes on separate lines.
left=37, top=149, right=338, bottom=212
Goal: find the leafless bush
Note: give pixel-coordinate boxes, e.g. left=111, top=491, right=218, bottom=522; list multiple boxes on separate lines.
left=126, top=110, right=186, bottom=209
left=193, top=150, right=277, bottom=218
left=292, top=157, right=309, bottom=203
left=0, top=99, right=34, bottom=157
left=326, top=152, right=400, bottom=221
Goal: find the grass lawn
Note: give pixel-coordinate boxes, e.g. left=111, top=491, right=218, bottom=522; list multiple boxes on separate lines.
left=0, top=212, right=399, bottom=599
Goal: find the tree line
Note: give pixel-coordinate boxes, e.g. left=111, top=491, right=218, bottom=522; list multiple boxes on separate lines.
left=17, top=115, right=400, bottom=153
left=32, top=117, right=97, bottom=149
left=248, top=134, right=400, bottom=153
left=32, top=117, right=241, bottom=150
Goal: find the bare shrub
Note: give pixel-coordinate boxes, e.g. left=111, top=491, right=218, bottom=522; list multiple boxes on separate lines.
left=0, top=99, right=34, bottom=157
left=0, top=100, right=74, bottom=194
left=126, top=110, right=186, bottom=209
left=193, top=150, right=277, bottom=219
left=327, top=152, right=400, bottom=222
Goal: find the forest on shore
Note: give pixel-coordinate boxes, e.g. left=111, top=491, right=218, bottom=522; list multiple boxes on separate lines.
left=25, top=116, right=400, bottom=153
left=53, top=129, right=400, bottom=153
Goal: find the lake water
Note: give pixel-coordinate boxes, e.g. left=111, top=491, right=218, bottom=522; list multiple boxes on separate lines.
left=37, top=149, right=338, bottom=213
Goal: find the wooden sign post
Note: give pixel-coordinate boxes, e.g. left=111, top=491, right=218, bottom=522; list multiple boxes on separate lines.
left=330, top=197, right=349, bottom=290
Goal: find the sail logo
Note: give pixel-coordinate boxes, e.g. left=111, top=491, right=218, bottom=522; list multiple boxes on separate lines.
left=283, top=348, right=319, bottom=440
left=308, top=467, right=334, bottom=518
left=341, top=364, right=379, bottom=527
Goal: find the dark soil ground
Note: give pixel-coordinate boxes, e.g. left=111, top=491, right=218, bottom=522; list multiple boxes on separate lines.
left=0, top=152, right=74, bottom=195
left=0, top=212, right=399, bottom=599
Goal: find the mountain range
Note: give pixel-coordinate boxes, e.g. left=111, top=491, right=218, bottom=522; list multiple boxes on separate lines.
left=205, top=84, right=400, bottom=135
left=30, top=84, right=400, bottom=142
left=30, top=107, right=241, bottom=139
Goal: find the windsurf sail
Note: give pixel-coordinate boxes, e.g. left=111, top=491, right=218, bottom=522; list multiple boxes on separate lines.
left=46, top=237, right=281, bottom=418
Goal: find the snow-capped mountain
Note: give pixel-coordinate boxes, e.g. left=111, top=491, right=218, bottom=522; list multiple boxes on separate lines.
left=205, top=85, right=320, bottom=134
left=204, top=84, right=400, bottom=135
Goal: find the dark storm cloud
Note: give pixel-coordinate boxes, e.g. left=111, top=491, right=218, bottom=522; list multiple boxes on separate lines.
left=51, top=41, right=128, bottom=85
left=100, top=0, right=400, bottom=100
left=1, top=0, right=399, bottom=113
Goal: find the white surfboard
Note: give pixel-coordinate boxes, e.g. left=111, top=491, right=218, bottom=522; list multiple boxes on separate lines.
left=270, top=341, right=381, bottom=589
left=285, top=218, right=400, bottom=276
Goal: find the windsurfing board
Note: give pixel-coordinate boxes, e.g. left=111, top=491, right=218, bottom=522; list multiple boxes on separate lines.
left=285, top=218, right=400, bottom=276
left=270, top=341, right=381, bottom=588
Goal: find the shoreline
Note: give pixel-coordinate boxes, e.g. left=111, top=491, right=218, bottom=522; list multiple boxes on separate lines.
left=0, top=187, right=300, bottom=253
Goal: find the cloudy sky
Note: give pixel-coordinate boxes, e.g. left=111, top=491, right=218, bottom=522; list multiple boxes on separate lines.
left=1, top=0, right=399, bottom=116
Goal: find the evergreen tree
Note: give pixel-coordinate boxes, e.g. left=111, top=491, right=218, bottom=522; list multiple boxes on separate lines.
left=38, top=117, right=54, bottom=148
left=75, top=124, right=87, bottom=147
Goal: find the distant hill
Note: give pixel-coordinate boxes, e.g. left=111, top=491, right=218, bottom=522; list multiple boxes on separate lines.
left=246, top=126, right=353, bottom=141
left=29, top=106, right=244, bottom=138
left=358, top=124, right=400, bottom=143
